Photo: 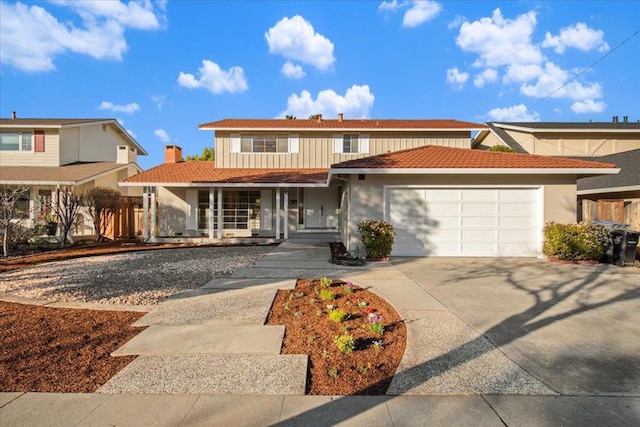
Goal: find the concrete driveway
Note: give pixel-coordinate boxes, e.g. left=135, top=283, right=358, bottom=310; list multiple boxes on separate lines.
left=392, top=257, right=640, bottom=397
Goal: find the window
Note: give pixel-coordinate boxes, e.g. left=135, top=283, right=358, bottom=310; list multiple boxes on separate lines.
left=343, top=134, right=359, bottom=153
left=222, top=191, right=261, bottom=230
left=240, top=136, right=289, bottom=153
left=0, top=133, right=34, bottom=151
left=197, top=190, right=218, bottom=230
left=334, top=133, right=369, bottom=154
left=38, top=189, right=52, bottom=218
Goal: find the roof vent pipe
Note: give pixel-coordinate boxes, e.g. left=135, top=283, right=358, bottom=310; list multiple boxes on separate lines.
left=612, top=116, right=618, bottom=123
left=11, top=111, right=16, bottom=119
left=623, top=116, right=628, bottom=123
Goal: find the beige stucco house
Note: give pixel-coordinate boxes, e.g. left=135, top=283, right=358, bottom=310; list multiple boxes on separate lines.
left=0, top=115, right=147, bottom=238
left=122, top=115, right=617, bottom=257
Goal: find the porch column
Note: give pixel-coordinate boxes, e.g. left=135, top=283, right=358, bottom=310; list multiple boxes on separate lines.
left=150, top=188, right=156, bottom=238
left=208, top=187, right=215, bottom=239
left=217, top=187, right=223, bottom=239
left=142, top=190, right=149, bottom=240
left=275, top=188, right=281, bottom=239
left=283, top=189, right=289, bottom=240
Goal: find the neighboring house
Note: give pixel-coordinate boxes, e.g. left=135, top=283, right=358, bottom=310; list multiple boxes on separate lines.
left=0, top=115, right=147, bottom=238
left=473, top=119, right=640, bottom=228
left=121, top=115, right=617, bottom=257
left=473, top=118, right=640, bottom=156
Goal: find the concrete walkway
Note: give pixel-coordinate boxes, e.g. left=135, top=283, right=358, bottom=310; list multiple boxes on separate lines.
left=2, top=242, right=639, bottom=426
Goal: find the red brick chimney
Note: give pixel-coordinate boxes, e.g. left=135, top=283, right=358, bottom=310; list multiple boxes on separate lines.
left=338, top=113, right=343, bottom=122
left=316, top=114, right=323, bottom=123
left=165, top=145, right=183, bottom=163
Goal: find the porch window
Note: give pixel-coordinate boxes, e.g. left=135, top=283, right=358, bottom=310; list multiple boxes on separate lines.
left=223, top=191, right=261, bottom=229
left=197, top=190, right=217, bottom=230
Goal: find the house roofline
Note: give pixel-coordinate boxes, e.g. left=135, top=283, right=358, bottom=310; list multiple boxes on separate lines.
left=119, top=182, right=329, bottom=188
left=577, top=185, right=640, bottom=195
left=492, top=123, right=640, bottom=133
left=199, top=127, right=485, bottom=132
left=329, top=167, right=620, bottom=175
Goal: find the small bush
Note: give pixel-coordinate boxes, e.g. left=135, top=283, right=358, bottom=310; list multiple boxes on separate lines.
left=488, top=145, right=516, bottom=153
left=319, top=289, right=336, bottom=301
left=334, top=334, right=356, bottom=354
left=328, top=308, right=347, bottom=323
left=543, top=222, right=610, bottom=261
left=358, top=219, right=395, bottom=258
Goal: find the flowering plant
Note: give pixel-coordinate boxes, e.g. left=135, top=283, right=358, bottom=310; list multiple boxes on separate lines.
left=367, top=314, right=384, bottom=335
left=357, top=219, right=395, bottom=259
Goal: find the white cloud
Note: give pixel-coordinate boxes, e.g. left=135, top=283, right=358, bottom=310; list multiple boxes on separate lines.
left=487, top=104, right=540, bottom=121
left=403, top=1, right=442, bottom=28
left=520, top=62, right=602, bottom=101
left=456, top=8, right=542, bottom=68
left=571, top=99, right=606, bottom=114
left=473, top=68, right=498, bottom=87
left=178, top=60, right=248, bottom=94
left=502, top=63, right=543, bottom=84
left=448, top=15, right=466, bottom=30
left=98, top=101, right=140, bottom=114
left=0, top=1, right=164, bottom=72
left=151, top=95, right=165, bottom=109
left=280, top=84, right=375, bottom=119
left=378, top=1, right=441, bottom=27
left=154, top=129, right=170, bottom=143
left=445, top=67, right=469, bottom=89
left=265, top=15, right=335, bottom=71
left=282, top=61, right=306, bottom=79
left=542, top=23, right=609, bottom=54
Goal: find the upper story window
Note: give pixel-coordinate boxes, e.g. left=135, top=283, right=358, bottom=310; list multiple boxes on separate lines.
left=333, top=134, right=369, bottom=154
left=241, top=135, right=289, bottom=153
left=0, top=133, right=32, bottom=152
left=343, top=134, right=359, bottom=153
left=231, top=134, right=299, bottom=154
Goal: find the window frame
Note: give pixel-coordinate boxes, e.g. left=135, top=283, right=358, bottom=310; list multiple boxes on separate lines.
left=239, top=135, right=290, bottom=154
left=342, top=134, right=359, bottom=154
left=0, top=132, right=34, bottom=152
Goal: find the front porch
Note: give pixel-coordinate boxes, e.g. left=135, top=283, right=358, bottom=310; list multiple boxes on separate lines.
left=140, top=186, right=343, bottom=243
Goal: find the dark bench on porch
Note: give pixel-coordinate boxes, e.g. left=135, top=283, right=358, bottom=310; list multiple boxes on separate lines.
left=329, top=241, right=366, bottom=266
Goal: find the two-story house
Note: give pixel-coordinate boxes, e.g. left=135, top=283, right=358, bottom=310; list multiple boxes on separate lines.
left=0, top=114, right=147, bottom=238
left=473, top=119, right=640, bottom=228
left=121, top=115, right=617, bottom=257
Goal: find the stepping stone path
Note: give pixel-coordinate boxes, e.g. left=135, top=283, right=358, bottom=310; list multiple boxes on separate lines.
left=99, top=279, right=307, bottom=395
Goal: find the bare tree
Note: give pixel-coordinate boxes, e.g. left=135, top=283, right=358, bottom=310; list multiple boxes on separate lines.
left=0, top=185, right=29, bottom=257
left=85, top=187, right=121, bottom=242
left=50, top=188, right=84, bottom=248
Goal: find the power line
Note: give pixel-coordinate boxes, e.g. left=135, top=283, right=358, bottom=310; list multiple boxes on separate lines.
left=522, top=29, right=640, bottom=118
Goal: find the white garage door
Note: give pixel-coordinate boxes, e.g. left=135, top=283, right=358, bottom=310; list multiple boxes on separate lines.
left=386, top=188, right=539, bottom=257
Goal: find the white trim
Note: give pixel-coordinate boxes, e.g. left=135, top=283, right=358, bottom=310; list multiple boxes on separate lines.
left=230, top=134, right=241, bottom=153
left=217, top=187, right=223, bottom=239
left=359, top=134, right=369, bottom=154
left=275, top=188, right=281, bottom=239
left=578, top=185, right=640, bottom=195
left=284, top=189, right=289, bottom=240
left=333, top=134, right=342, bottom=153
left=330, top=167, right=620, bottom=175
left=208, top=188, right=215, bottom=239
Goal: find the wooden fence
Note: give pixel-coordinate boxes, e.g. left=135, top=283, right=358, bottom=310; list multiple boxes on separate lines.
left=581, top=199, right=640, bottom=230
left=104, top=196, right=144, bottom=240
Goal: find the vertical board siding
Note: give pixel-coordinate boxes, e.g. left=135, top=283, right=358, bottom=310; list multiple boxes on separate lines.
left=214, top=131, right=471, bottom=168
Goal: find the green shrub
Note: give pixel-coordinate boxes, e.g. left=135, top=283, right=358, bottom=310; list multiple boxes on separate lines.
left=488, top=145, right=516, bottom=153
left=327, top=308, right=346, bottom=323
left=334, top=334, right=355, bottom=354
left=319, top=288, right=336, bottom=301
left=543, top=222, right=610, bottom=261
left=357, top=219, right=395, bottom=258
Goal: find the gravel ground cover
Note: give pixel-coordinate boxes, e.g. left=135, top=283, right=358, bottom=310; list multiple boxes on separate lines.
left=0, top=246, right=273, bottom=306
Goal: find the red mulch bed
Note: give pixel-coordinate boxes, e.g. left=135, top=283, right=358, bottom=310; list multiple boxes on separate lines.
left=266, top=278, right=406, bottom=395
left=0, top=302, right=146, bottom=393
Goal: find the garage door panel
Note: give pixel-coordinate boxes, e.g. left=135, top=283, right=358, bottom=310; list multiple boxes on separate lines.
left=388, top=187, right=539, bottom=257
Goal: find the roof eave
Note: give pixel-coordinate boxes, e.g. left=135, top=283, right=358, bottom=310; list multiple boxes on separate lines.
left=330, top=167, right=621, bottom=175
left=119, top=181, right=329, bottom=188
left=493, top=123, right=640, bottom=133
left=578, top=185, right=640, bottom=195
left=199, top=126, right=485, bottom=132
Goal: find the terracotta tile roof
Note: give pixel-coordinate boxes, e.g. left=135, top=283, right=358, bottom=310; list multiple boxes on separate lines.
left=0, top=118, right=112, bottom=126
left=123, top=161, right=329, bottom=185
left=331, top=145, right=617, bottom=169
left=0, top=162, right=130, bottom=184
left=199, top=118, right=487, bottom=130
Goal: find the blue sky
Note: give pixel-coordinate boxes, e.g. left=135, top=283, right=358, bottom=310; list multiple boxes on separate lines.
left=1, top=0, right=639, bottom=169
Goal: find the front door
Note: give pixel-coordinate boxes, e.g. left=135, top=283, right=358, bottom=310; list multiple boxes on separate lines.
left=305, top=187, right=338, bottom=229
